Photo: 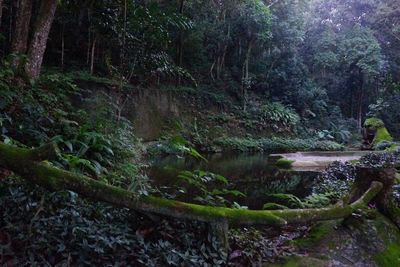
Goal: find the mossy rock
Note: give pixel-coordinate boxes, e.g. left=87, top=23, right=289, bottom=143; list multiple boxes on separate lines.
left=292, top=221, right=337, bottom=248
left=267, top=193, right=304, bottom=208
left=364, top=118, right=393, bottom=146
left=364, top=117, right=385, bottom=129
left=374, top=127, right=393, bottom=145
left=288, top=213, right=400, bottom=266
left=276, top=158, right=295, bottom=169
left=262, top=202, right=289, bottom=210
left=374, top=244, right=400, bottom=267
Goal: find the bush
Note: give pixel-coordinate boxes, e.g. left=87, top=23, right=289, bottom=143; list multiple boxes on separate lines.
left=213, top=137, right=344, bottom=153
left=0, top=177, right=227, bottom=266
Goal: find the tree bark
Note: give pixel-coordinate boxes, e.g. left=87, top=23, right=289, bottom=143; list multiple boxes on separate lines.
left=61, top=24, right=65, bottom=69
left=0, top=0, right=4, bottom=28
left=90, top=34, right=97, bottom=75
left=25, top=0, right=57, bottom=79
left=357, top=69, right=364, bottom=130
left=0, top=142, right=384, bottom=228
left=176, top=0, right=185, bottom=85
left=11, top=0, right=32, bottom=64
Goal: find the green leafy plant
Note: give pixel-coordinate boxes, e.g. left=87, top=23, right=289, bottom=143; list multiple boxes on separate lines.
left=52, top=129, right=114, bottom=176
left=260, top=102, right=299, bottom=129
left=175, top=170, right=245, bottom=207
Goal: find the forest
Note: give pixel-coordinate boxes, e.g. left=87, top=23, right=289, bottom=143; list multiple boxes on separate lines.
left=1, top=0, right=400, bottom=266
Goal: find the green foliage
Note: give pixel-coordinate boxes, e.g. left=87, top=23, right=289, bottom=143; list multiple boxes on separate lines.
left=374, top=127, right=393, bottom=145
left=147, top=135, right=207, bottom=161
left=374, top=244, right=400, bottom=267
left=259, top=102, right=299, bottom=130
left=262, top=203, right=289, bottom=210
left=0, top=177, right=227, bottom=266
left=213, top=137, right=344, bottom=153
left=52, top=130, right=114, bottom=176
left=302, top=193, right=337, bottom=208
left=0, top=62, right=146, bottom=191
left=364, top=117, right=393, bottom=146
left=266, top=193, right=304, bottom=209
left=275, top=158, right=294, bottom=169
left=292, top=221, right=336, bottom=248
left=364, top=117, right=386, bottom=130
left=175, top=170, right=245, bottom=207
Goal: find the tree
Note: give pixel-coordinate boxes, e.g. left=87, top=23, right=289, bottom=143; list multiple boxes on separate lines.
left=11, top=0, right=32, bottom=66
left=305, top=0, right=383, bottom=129
left=234, top=0, right=271, bottom=109
left=9, top=0, right=57, bottom=78
left=25, top=0, right=58, bottom=78
left=0, top=0, right=4, bottom=28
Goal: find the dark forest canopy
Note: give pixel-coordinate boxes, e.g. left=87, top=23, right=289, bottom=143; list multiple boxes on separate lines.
left=0, top=0, right=400, bottom=134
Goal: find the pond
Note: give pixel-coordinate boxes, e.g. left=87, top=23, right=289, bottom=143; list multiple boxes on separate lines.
left=147, top=153, right=319, bottom=209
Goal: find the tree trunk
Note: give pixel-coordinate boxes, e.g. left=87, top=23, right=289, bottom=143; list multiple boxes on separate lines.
left=61, top=24, right=65, bottom=69
left=0, top=0, right=4, bottom=28
left=357, top=70, right=364, bottom=130
left=241, top=40, right=253, bottom=111
left=11, top=0, right=32, bottom=66
left=0, top=142, right=385, bottom=227
left=176, top=0, right=185, bottom=85
left=25, top=0, right=57, bottom=79
left=90, top=34, right=97, bottom=75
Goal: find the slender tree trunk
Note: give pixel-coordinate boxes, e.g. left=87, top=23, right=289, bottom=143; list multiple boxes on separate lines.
left=11, top=0, right=32, bottom=66
left=61, top=24, right=65, bottom=69
left=177, top=0, right=185, bottom=67
left=244, top=41, right=253, bottom=80
left=87, top=30, right=91, bottom=65
left=176, top=0, right=185, bottom=85
left=210, top=60, right=215, bottom=80
left=120, top=0, right=127, bottom=69
left=25, top=0, right=58, bottom=79
left=357, top=70, right=364, bottom=130
left=90, top=34, right=97, bottom=75
left=0, top=0, right=4, bottom=28
left=241, top=40, right=253, bottom=111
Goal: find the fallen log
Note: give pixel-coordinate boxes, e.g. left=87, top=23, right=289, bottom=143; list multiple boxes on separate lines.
left=0, top=142, right=383, bottom=227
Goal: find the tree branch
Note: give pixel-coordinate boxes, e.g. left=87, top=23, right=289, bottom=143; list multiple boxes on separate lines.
left=0, top=142, right=383, bottom=226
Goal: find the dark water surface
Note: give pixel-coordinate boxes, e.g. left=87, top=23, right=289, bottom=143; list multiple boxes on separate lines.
left=148, top=153, right=319, bottom=209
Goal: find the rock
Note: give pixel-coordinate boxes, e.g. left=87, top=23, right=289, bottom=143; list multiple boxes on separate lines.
left=266, top=212, right=400, bottom=266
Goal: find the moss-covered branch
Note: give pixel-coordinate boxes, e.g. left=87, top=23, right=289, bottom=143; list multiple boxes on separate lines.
left=0, top=142, right=384, bottom=226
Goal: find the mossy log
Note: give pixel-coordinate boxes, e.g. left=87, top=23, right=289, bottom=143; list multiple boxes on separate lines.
left=0, top=142, right=384, bottom=227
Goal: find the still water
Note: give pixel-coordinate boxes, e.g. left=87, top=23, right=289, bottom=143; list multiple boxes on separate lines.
left=147, top=153, right=319, bottom=209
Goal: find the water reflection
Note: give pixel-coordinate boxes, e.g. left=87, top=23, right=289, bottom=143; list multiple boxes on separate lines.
left=148, top=153, right=319, bottom=209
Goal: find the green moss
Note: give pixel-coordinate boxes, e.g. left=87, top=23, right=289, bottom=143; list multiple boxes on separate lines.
left=364, top=117, right=385, bottom=130
left=395, top=173, right=400, bottom=184
left=363, top=118, right=393, bottom=146
left=374, top=244, right=400, bottom=267
left=292, top=221, right=337, bottom=248
left=386, top=144, right=399, bottom=152
left=263, top=203, right=289, bottom=210
left=276, top=158, right=295, bottom=169
left=374, top=127, right=393, bottom=145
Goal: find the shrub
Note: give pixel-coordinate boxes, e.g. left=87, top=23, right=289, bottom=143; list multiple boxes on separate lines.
left=0, top=177, right=227, bottom=266
left=213, top=137, right=344, bottom=153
